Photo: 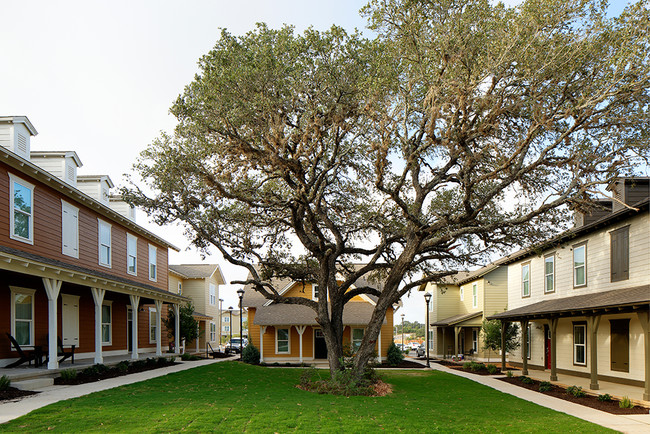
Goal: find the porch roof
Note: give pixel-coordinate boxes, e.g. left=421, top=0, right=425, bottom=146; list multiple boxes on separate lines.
left=432, top=311, right=483, bottom=327
left=487, top=285, right=650, bottom=321
left=252, top=302, right=384, bottom=326
left=192, top=311, right=212, bottom=321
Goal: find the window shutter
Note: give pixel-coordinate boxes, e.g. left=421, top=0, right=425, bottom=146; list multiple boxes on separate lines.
left=610, top=226, right=629, bottom=282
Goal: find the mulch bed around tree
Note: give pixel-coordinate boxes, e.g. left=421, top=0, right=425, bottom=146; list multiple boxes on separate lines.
left=54, top=357, right=177, bottom=386
left=498, top=376, right=650, bottom=415
left=377, top=359, right=426, bottom=369
left=0, top=387, right=38, bottom=402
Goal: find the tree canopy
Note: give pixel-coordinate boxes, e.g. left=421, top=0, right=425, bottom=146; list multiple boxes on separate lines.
left=125, top=0, right=650, bottom=380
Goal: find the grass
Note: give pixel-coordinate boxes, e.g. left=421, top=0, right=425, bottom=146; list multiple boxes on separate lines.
left=0, top=362, right=612, bottom=433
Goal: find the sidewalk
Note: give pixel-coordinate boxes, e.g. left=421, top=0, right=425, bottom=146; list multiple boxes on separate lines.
left=0, top=357, right=234, bottom=424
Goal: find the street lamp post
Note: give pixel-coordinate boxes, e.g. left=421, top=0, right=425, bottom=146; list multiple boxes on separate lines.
left=218, top=298, right=224, bottom=350
left=228, top=307, right=233, bottom=355
left=401, top=313, right=405, bottom=350
left=237, top=288, right=245, bottom=361
left=424, top=292, right=432, bottom=368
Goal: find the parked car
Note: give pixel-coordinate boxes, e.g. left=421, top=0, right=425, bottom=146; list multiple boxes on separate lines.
left=225, top=338, right=248, bottom=354
left=396, top=343, right=407, bottom=352
left=415, top=344, right=425, bottom=357
left=409, top=342, right=420, bottom=350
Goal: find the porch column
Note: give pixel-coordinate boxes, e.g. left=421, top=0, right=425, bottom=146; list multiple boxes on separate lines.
left=42, top=278, right=62, bottom=370
left=378, top=331, right=382, bottom=363
left=587, top=315, right=601, bottom=390
left=442, top=327, right=446, bottom=358
left=129, top=295, right=140, bottom=360
left=500, top=321, right=507, bottom=372
left=91, top=288, right=106, bottom=364
left=296, top=326, right=306, bottom=363
left=196, top=324, right=199, bottom=353
left=260, top=326, right=267, bottom=363
left=454, top=326, right=461, bottom=357
left=521, top=320, right=529, bottom=376
left=549, top=317, right=558, bottom=381
left=638, top=310, right=650, bottom=401
left=173, top=304, right=180, bottom=355
left=154, top=300, right=163, bottom=356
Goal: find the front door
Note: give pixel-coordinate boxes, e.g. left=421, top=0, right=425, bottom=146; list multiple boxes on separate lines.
left=62, top=295, right=79, bottom=347
left=610, top=319, right=630, bottom=372
left=544, top=325, right=551, bottom=369
left=127, top=307, right=133, bottom=352
left=314, top=329, right=327, bottom=359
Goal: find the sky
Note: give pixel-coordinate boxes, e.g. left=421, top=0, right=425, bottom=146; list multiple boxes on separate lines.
left=0, top=0, right=634, bottom=322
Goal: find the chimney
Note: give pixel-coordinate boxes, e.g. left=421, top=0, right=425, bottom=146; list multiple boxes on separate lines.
left=77, top=175, right=114, bottom=206
left=0, top=116, right=38, bottom=160
left=30, top=151, right=83, bottom=187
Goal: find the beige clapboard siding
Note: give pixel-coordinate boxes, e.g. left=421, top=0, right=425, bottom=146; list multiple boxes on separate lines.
left=484, top=267, right=508, bottom=317
left=181, top=279, right=209, bottom=314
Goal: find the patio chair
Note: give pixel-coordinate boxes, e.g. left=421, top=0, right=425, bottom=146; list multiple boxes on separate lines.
left=5, top=333, right=38, bottom=368
left=57, top=337, right=75, bottom=364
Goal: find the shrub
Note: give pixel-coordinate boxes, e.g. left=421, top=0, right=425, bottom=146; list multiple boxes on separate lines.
left=131, top=360, right=146, bottom=370
left=469, top=362, right=486, bottom=372
left=242, top=344, right=260, bottom=364
left=619, top=396, right=635, bottom=409
left=116, top=361, right=130, bottom=373
left=60, top=369, right=78, bottom=381
left=463, top=362, right=472, bottom=369
left=539, top=381, right=552, bottom=392
left=486, top=364, right=498, bottom=375
left=0, top=375, right=10, bottom=391
left=82, top=365, right=99, bottom=376
left=519, top=376, right=534, bottom=384
left=157, top=357, right=170, bottom=366
left=386, top=342, right=404, bottom=366
left=598, top=394, right=612, bottom=402
left=566, top=385, right=586, bottom=398
left=506, top=370, right=513, bottom=378
left=181, top=353, right=200, bottom=361
left=95, top=364, right=109, bottom=375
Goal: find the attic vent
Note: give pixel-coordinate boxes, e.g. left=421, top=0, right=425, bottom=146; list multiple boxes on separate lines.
left=66, top=164, right=75, bottom=181
left=16, top=134, right=27, bottom=154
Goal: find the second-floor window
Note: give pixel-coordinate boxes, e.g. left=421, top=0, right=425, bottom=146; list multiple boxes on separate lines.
left=148, top=245, right=157, bottom=281
left=127, top=234, right=137, bottom=275
left=61, top=201, right=79, bottom=258
left=98, top=220, right=112, bottom=267
left=459, top=286, right=464, bottom=301
left=9, top=174, right=34, bottom=244
left=472, top=283, right=478, bottom=308
left=209, top=284, right=216, bottom=305
left=544, top=255, right=554, bottom=293
left=313, top=284, right=319, bottom=301
left=573, top=244, right=587, bottom=287
left=521, top=263, right=530, bottom=297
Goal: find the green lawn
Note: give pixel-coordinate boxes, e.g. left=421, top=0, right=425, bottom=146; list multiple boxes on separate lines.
left=0, top=362, right=611, bottom=433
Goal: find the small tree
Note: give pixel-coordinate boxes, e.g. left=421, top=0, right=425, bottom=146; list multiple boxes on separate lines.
left=481, top=319, right=520, bottom=362
left=163, top=302, right=200, bottom=350
left=386, top=342, right=404, bottom=366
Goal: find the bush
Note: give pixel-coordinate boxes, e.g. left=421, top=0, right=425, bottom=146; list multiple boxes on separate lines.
left=116, top=361, right=130, bottom=373
left=619, top=396, right=635, bottom=409
left=519, top=376, right=534, bottom=384
left=386, top=342, right=404, bottom=366
left=506, top=370, right=513, bottom=378
left=539, top=381, right=552, bottom=392
left=486, top=364, right=498, bottom=375
left=469, top=362, right=486, bottom=372
left=82, top=365, right=99, bottom=376
left=598, top=394, right=612, bottom=402
left=242, top=344, right=260, bottom=364
left=181, top=353, right=200, bottom=361
left=566, top=385, right=586, bottom=398
left=0, top=375, right=10, bottom=391
left=60, top=369, right=78, bottom=381
left=157, top=357, right=170, bottom=366
left=463, top=362, right=472, bottom=369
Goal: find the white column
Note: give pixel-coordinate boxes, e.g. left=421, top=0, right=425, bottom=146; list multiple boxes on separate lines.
left=42, top=278, right=62, bottom=370
left=378, top=331, right=382, bottom=363
left=154, top=299, right=163, bottom=356
left=296, top=326, right=306, bottom=363
left=91, top=288, right=106, bottom=364
left=173, top=304, right=180, bottom=355
left=260, top=326, right=267, bottom=363
left=129, top=295, right=140, bottom=360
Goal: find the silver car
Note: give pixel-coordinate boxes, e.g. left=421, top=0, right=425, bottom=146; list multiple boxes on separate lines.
left=415, top=344, right=426, bottom=357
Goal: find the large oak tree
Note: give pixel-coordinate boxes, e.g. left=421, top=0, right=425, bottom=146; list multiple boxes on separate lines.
left=125, top=0, right=649, bottom=380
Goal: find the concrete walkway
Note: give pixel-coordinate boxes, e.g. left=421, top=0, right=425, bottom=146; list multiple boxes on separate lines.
left=0, top=357, right=234, bottom=424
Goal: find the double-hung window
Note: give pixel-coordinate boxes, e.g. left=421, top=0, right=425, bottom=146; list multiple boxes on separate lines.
left=472, top=330, right=478, bottom=352
left=148, top=245, right=157, bottom=281
left=276, top=328, right=290, bottom=353
left=61, top=201, right=79, bottom=258
left=210, top=322, right=216, bottom=341
left=209, top=284, right=216, bottom=305
left=9, top=174, right=35, bottom=244
left=472, top=283, right=478, bottom=308
left=11, top=288, right=35, bottom=347
left=127, top=234, right=137, bottom=275
left=521, top=263, right=530, bottom=297
left=459, top=286, right=464, bottom=301
left=313, top=285, right=319, bottom=301
left=149, top=308, right=157, bottom=343
left=573, top=244, right=587, bottom=287
left=544, top=255, right=555, bottom=293
left=98, top=220, right=112, bottom=267
left=573, top=323, right=586, bottom=365
left=101, top=302, right=112, bottom=345
left=352, top=328, right=364, bottom=352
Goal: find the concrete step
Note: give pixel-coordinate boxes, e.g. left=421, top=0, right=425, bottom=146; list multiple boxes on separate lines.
left=12, top=377, right=54, bottom=391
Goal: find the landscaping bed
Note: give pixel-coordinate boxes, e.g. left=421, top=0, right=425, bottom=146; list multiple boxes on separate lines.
left=377, top=359, right=425, bottom=369
left=0, top=387, right=38, bottom=403
left=435, top=359, right=503, bottom=375
left=499, top=375, right=650, bottom=415
left=54, top=357, right=177, bottom=385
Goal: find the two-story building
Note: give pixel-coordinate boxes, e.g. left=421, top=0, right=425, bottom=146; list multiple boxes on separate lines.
left=221, top=307, right=247, bottom=342
left=489, top=178, right=649, bottom=400
left=0, top=115, right=188, bottom=369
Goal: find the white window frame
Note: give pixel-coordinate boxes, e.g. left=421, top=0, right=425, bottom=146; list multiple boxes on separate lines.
left=10, top=287, right=36, bottom=348
left=224, top=316, right=230, bottom=323
left=210, top=322, right=216, bottom=342
left=148, top=244, right=157, bottom=281
left=9, top=174, right=35, bottom=245
left=101, top=301, right=113, bottom=346
left=127, top=233, right=138, bottom=276
left=459, top=286, right=464, bottom=301
left=209, top=284, right=216, bottom=305
left=177, top=282, right=182, bottom=294
left=149, top=307, right=158, bottom=343
left=472, top=329, right=478, bottom=352
left=98, top=219, right=112, bottom=268
left=224, top=325, right=230, bottom=332
left=351, top=328, right=364, bottom=352
left=544, top=254, right=555, bottom=293
left=61, top=200, right=79, bottom=258
left=521, top=263, right=530, bottom=297
left=573, top=324, right=586, bottom=366
left=276, top=327, right=290, bottom=354
left=573, top=244, right=587, bottom=287
left=472, top=283, right=478, bottom=308
left=312, top=284, right=319, bottom=301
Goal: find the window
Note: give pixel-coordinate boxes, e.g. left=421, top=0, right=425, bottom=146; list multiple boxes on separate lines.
left=177, top=282, right=182, bottom=294
left=149, top=308, right=157, bottom=343
left=210, top=322, right=216, bottom=341
left=61, top=201, right=79, bottom=258
left=610, top=226, right=629, bottom=282
left=352, top=328, right=364, bottom=352
left=127, top=234, right=137, bottom=275
left=276, top=328, right=289, bottom=353
left=459, top=286, right=464, bottom=301
left=521, top=263, right=530, bottom=297
left=472, top=283, right=478, bottom=308
left=98, top=220, right=111, bottom=267
left=224, top=316, right=230, bottom=323
left=428, top=330, right=434, bottom=350
left=313, top=285, right=319, bottom=301
left=472, top=330, right=478, bottom=352
left=209, top=284, right=216, bottom=305
left=101, top=302, right=112, bottom=345
left=573, top=323, right=586, bottom=365
left=573, top=244, right=587, bottom=287
left=224, top=325, right=230, bottom=332
left=9, top=174, right=34, bottom=244
left=11, top=288, right=35, bottom=347
left=526, top=324, right=531, bottom=359
left=148, top=245, right=157, bottom=281
left=544, top=255, right=554, bottom=293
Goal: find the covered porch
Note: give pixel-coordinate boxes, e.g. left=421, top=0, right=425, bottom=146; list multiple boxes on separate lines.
left=431, top=311, right=483, bottom=360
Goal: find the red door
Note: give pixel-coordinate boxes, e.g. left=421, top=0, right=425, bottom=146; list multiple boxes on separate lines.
left=544, top=325, right=551, bottom=369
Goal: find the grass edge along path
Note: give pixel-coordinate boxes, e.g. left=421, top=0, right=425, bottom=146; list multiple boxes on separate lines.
left=0, top=362, right=613, bottom=433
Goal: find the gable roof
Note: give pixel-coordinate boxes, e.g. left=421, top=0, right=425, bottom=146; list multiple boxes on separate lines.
left=252, top=302, right=385, bottom=326
left=169, top=264, right=225, bottom=284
